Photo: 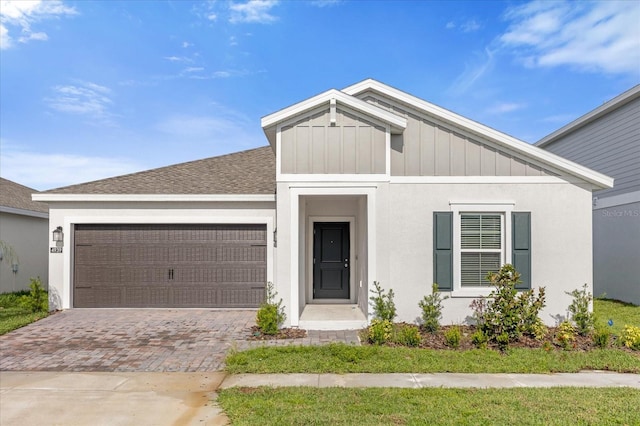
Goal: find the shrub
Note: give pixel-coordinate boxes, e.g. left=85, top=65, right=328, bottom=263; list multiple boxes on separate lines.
left=418, top=283, right=449, bottom=333
left=471, top=330, right=488, bottom=349
left=472, top=264, right=546, bottom=346
left=368, top=319, right=393, bottom=345
left=444, top=325, right=461, bottom=349
left=556, top=321, right=576, bottom=350
left=19, top=277, right=48, bottom=313
left=567, top=284, right=594, bottom=336
left=592, top=326, right=610, bottom=349
left=394, top=324, right=421, bottom=347
left=369, top=281, right=396, bottom=322
left=621, top=325, right=640, bottom=350
left=256, top=282, right=286, bottom=335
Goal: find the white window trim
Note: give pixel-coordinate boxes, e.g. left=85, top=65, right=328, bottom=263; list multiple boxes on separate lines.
left=449, top=202, right=514, bottom=297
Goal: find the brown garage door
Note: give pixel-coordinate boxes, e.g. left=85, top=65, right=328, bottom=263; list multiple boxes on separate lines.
left=73, top=224, right=267, bottom=308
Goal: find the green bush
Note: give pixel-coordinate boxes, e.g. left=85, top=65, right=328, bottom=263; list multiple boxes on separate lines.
left=418, top=283, right=448, bottom=333
left=369, top=281, right=396, bottom=322
left=394, top=324, right=421, bottom=347
left=19, top=277, right=48, bottom=313
left=256, top=282, right=286, bottom=335
left=471, top=330, right=488, bottom=349
left=592, top=326, right=610, bottom=349
left=621, top=325, right=640, bottom=350
left=368, top=319, right=393, bottom=345
left=443, top=326, right=461, bottom=349
left=556, top=321, right=576, bottom=350
left=567, top=284, right=594, bottom=336
left=471, top=264, right=546, bottom=347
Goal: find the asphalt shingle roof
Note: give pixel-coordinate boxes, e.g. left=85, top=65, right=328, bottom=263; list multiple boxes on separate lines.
left=43, top=146, right=276, bottom=195
left=0, top=178, right=48, bottom=213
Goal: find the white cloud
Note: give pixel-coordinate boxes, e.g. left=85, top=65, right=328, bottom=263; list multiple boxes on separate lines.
left=486, top=102, right=527, bottom=115
left=0, top=143, right=144, bottom=190
left=311, top=0, right=341, bottom=7
left=449, top=48, right=495, bottom=95
left=500, top=1, right=640, bottom=75
left=0, top=0, right=77, bottom=49
left=229, top=0, right=278, bottom=24
left=45, top=81, right=115, bottom=124
left=207, top=13, right=217, bottom=21
left=182, top=41, right=192, bottom=48
left=461, top=19, right=481, bottom=33
left=164, top=55, right=192, bottom=63
left=445, top=21, right=455, bottom=30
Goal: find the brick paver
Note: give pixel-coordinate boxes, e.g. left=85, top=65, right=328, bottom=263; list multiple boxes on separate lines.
left=0, top=309, right=360, bottom=372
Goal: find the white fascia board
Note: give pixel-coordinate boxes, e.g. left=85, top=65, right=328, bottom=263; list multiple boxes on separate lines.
left=343, top=79, right=614, bottom=190
left=261, top=89, right=407, bottom=133
left=32, top=194, right=276, bottom=203
left=0, top=206, right=49, bottom=219
left=536, top=84, right=640, bottom=148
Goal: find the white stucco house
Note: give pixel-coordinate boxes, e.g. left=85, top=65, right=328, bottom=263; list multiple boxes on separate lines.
left=34, top=80, right=613, bottom=328
left=537, top=85, right=639, bottom=306
left=1, top=178, right=49, bottom=293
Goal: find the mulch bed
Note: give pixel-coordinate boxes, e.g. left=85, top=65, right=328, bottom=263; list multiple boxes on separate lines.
left=247, top=326, right=308, bottom=340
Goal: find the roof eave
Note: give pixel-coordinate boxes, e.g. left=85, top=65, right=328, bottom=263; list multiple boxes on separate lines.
left=536, top=84, right=640, bottom=148
left=33, top=194, right=276, bottom=203
left=343, top=79, right=614, bottom=190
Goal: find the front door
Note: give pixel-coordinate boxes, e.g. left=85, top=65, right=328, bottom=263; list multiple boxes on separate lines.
left=313, top=222, right=350, bottom=299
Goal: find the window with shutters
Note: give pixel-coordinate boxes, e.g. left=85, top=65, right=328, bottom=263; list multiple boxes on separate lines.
left=460, top=213, right=503, bottom=287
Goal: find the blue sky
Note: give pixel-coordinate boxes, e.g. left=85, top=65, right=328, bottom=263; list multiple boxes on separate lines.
left=1, top=0, right=638, bottom=190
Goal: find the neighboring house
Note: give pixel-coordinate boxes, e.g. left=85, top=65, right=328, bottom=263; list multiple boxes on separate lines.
left=0, top=178, right=49, bottom=293
left=34, top=80, right=612, bottom=328
left=536, top=85, right=639, bottom=306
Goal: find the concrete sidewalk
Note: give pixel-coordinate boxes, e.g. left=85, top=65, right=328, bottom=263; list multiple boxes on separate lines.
left=220, top=371, right=640, bottom=389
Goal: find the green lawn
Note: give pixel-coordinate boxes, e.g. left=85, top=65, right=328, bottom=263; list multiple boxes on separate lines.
left=218, top=387, right=640, bottom=425
left=0, top=291, right=49, bottom=335
left=226, top=343, right=639, bottom=374
left=594, top=298, right=640, bottom=335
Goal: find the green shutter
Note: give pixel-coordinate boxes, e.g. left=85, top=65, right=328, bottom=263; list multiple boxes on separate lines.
left=433, top=212, right=453, bottom=291
left=512, top=212, right=531, bottom=289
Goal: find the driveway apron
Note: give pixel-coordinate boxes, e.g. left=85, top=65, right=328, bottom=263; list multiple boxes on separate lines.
left=0, top=309, right=257, bottom=372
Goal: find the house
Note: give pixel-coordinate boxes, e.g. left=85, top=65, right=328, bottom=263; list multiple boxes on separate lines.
left=34, top=80, right=613, bottom=328
left=536, top=85, right=639, bottom=306
left=0, top=178, right=49, bottom=293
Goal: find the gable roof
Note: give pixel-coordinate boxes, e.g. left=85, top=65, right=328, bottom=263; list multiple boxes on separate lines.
left=261, top=88, right=407, bottom=146
left=35, top=147, right=275, bottom=201
left=342, top=79, right=613, bottom=189
left=535, top=84, right=640, bottom=148
left=0, top=178, right=48, bottom=217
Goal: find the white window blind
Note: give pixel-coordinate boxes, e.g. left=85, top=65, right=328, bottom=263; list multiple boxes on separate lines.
left=460, top=214, right=502, bottom=287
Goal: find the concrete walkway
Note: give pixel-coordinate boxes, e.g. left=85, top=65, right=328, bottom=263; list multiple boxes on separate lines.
left=220, top=371, right=640, bottom=389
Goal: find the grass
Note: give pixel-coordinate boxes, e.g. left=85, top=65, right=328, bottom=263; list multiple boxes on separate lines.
left=0, top=291, right=49, bottom=335
left=218, top=387, right=640, bottom=425
left=226, top=343, right=639, bottom=374
left=226, top=298, right=639, bottom=374
left=594, top=298, right=640, bottom=335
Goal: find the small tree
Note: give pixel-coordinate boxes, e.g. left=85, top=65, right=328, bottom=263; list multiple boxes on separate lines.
left=256, top=282, right=286, bottom=335
left=567, top=283, right=594, bottom=336
left=418, top=283, right=448, bottom=333
left=369, top=281, right=396, bottom=321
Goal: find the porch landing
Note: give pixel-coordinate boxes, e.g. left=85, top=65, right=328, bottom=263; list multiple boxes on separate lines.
left=299, top=304, right=368, bottom=330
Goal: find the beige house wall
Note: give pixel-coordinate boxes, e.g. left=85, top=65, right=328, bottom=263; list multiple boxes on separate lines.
left=280, top=108, right=387, bottom=174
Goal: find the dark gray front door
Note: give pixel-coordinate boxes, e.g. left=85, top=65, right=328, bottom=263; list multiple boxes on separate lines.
left=313, top=222, right=350, bottom=299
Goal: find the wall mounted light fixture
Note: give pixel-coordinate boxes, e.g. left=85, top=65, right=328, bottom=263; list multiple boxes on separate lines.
left=53, top=226, right=64, bottom=242
left=11, top=263, right=18, bottom=274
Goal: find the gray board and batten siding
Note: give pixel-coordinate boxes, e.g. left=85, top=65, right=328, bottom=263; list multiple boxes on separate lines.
left=360, top=91, right=557, bottom=177
left=280, top=107, right=387, bottom=174
left=73, top=224, right=267, bottom=308
left=538, top=92, right=640, bottom=199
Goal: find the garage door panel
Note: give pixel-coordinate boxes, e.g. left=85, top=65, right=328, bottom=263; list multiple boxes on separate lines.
left=74, top=224, right=267, bottom=308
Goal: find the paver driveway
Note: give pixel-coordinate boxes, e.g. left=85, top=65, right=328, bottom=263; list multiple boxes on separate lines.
left=0, top=309, right=257, bottom=372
